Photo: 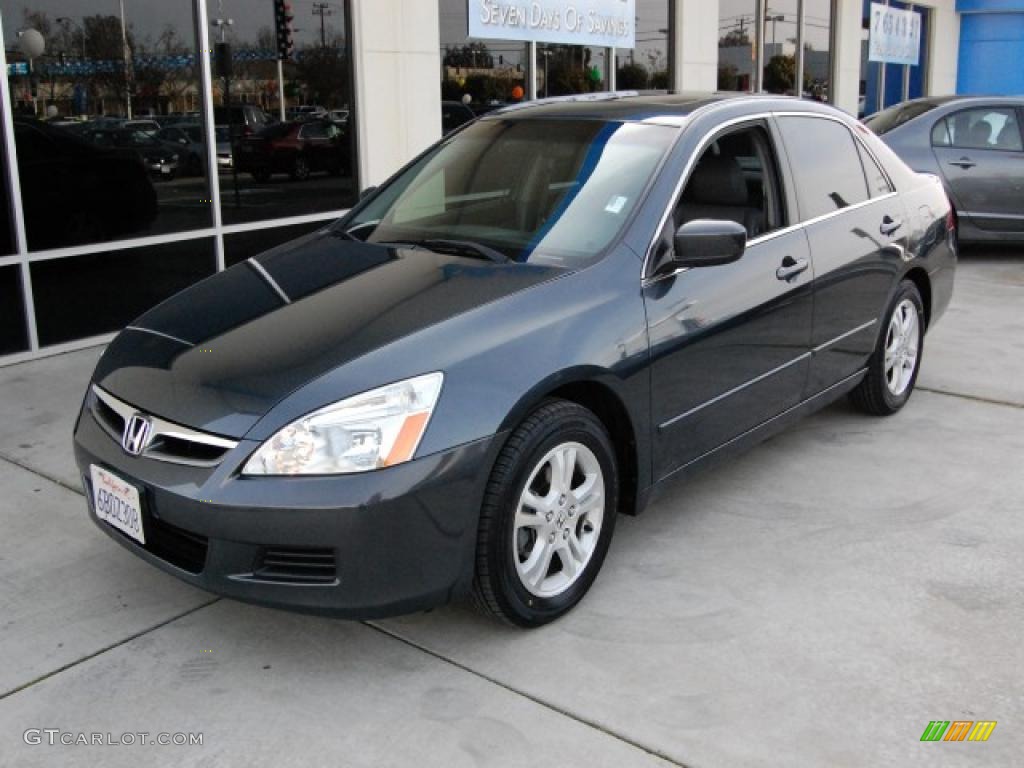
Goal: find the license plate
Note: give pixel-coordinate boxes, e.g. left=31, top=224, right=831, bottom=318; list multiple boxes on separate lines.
left=90, top=465, right=145, bottom=545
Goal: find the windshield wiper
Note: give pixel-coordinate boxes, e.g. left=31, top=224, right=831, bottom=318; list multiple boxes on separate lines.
left=416, top=238, right=509, bottom=264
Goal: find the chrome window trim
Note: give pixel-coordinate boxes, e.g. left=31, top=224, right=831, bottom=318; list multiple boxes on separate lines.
left=642, top=109, right=901, bottom=285
left=91, top=385, right=238, bottom=466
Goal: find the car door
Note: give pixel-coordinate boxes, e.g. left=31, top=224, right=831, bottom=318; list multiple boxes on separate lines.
left=775, top=115, right=909, bottom=395
left=644, top=121, right=814, bottom=480
left=931, top=105, right=1024, bottom=233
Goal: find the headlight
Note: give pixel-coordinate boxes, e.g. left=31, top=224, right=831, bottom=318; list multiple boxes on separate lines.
left=242, top=372, right=443, bottom=476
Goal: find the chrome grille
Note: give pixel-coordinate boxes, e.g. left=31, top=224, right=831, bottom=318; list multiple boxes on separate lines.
left=90, top=385, right=238, bottom=467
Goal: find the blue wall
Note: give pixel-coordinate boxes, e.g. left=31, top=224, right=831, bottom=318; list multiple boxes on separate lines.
left=957, top=1, right=1024, bottom=94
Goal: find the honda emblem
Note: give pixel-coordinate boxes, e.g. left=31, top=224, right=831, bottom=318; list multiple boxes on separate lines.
left=122, top=413, right=152, bottom=456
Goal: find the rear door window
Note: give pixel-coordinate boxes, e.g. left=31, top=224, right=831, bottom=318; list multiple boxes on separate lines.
left=931, top=107, right=1023, bottom=151
left=776, top=117, right=870, bottom=221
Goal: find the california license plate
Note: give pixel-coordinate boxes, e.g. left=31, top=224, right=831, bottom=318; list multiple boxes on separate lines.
left=90, top=465, right=145, bottom=545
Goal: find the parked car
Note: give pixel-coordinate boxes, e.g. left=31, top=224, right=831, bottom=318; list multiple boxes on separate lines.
left=73, top=94, right=955, bottom=627
left=154, top=124, right=206, bottom=176
left=83, top=127, right=180, bottom=180
left=866, top=96, right=1024, bottom=243
left=442, top=100, right=476, bottom=135
left=12, top=120, right=157, bottom=249
left=234, top=119, right=349, bottom=181
left=214, top=104, right=273, bottom=138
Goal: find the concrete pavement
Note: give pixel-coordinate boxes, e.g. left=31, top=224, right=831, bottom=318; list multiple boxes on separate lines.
left=1, top=251, right=1021, bottom=766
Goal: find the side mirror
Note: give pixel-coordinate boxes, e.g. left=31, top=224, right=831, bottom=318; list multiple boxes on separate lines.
left=359, top=185, right=377, bottom=201
left=652, top=219, right=747, bottom=278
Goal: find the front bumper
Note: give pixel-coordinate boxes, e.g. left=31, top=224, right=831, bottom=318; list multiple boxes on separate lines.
left=73, top=402, right=500, bottom=619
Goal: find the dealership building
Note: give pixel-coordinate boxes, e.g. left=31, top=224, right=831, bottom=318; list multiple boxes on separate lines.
left=0, top=0, right=1020, bottom=364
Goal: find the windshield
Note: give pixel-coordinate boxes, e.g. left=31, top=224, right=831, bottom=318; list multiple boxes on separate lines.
left=343, top=118, right=675, bottom=266
left=865, top=101, right=940, bottom=135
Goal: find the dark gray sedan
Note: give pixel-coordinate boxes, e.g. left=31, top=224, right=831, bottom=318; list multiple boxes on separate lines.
left=867, top=96, right=1024, bottom=243
left=74, top=93, right=956, bottom=627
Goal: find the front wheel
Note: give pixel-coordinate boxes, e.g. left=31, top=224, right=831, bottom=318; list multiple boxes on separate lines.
left=850, top=280, right=925, bottom=415
left=472, top=400, right=618, bottom=627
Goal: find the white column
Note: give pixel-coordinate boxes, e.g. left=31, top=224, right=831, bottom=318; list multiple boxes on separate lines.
left=672, top=0, right=719, bottom=92
left=927, top=2, right=959, bottom=97
left=350, top=0, right=442, bottom=189
left=831, top=0, right=865, bottom=115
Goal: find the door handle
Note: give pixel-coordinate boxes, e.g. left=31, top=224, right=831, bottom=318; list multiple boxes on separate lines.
left=949, top=157, right=976, bottom=169
left=880, top=216, right=903, bottom=236
left=776, top=256, right=809, bottom=281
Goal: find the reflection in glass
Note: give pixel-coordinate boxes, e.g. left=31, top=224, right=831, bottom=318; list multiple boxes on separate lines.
left=1, top=0, right=214, bottom=250
left=803, top=0, right=833, bottom=103
left=206, top=0, right=357, bottom=224
left=616, top=0, right=670, bottom=90
left=761, top=1, right=799, bottom=95
left=538, top=44, right=609, bottom=97
left=438, top=0, right=528, bottom=120
left=29, top=238, right=215, bottom=346
left=718, top=0, right=757, bottom=91
left=0, top=265, right=29, bottom=354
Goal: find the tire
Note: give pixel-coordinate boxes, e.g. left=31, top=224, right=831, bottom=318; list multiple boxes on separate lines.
left=850, top=280, right=925, bottom=416
left=290, top=155, right=311, bottom=181
left=472, top=399, right=619, bottom=627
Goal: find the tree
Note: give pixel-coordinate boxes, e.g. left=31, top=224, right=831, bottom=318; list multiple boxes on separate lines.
left=763, top=54, right=796, bottom=93
left=616, top=62, right=648, bottom=90
left=294, top=44, right=349, bottom=107
left=718, top=64, right=739, bottom=91
left=720, top=29, right=751, bottom=48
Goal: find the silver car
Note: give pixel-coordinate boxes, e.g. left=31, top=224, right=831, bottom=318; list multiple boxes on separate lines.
left=866, top=96, right=1024, bottom=244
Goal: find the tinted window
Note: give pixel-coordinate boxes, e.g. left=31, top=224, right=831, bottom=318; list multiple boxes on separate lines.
left=777, top=117, right=870, bottom=220
left=931, top=107, right=1023, bottom=151
left=856, top=142, right=892, bottom=197
left=675, top=127, right=783, bottom=238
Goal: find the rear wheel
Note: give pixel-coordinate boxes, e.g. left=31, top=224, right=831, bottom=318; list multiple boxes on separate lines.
left=473, top=400, right=618, bottom=627
left=850, top=280, right=925, bottom=415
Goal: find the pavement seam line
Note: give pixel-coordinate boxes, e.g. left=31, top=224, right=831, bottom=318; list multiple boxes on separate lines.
left=364, top=620, right=693, bottom=768
left=918, top=386, right=1024, bottom=410
left=0, top=451, right=84, bottom=496
left=0, top=598, right=221, bottom=701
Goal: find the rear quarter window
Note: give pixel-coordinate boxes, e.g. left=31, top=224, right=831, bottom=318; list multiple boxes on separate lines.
left=776, top=116, right=870, bottom=221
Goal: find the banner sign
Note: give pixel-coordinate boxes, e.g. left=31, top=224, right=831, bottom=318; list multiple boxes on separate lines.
left=468, top=0, right=636, bottom=49
left=868, top=2, right=921, bottom=66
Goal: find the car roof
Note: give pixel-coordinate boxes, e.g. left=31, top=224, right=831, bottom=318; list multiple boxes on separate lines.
left=483, top=91, right=827, bottom=127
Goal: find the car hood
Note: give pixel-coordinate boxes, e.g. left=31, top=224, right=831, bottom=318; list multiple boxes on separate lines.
left=92, top=231, right=563, bottom=437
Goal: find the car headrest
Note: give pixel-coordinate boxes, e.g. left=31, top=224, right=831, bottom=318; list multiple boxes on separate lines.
left=968, top=121, right=992, bottom=146
left=684, top=154, right=749, bottom=206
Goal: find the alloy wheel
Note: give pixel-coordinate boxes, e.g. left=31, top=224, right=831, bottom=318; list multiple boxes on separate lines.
left=513, top=441, right=604, bottom=598
left=884, top=298, right=920, bottom=396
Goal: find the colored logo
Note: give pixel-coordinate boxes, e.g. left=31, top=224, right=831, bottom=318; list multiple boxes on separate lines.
left=920, top=721, right=996, bottom=742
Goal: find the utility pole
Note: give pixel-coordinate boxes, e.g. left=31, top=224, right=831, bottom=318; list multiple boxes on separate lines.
left=312, top=3, right=333, bottom=48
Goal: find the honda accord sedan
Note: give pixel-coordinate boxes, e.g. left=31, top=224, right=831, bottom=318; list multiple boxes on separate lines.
left=866, top=96, right=1024, bottom=243
left=73, top=93, right=956, bottom=627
